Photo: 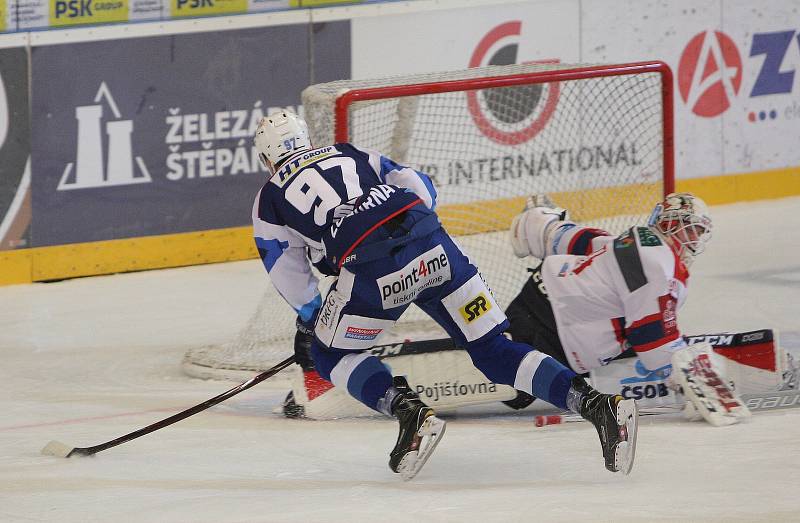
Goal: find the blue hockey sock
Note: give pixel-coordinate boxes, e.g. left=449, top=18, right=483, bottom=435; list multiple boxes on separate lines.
left=311, top=342, right=393, bottom=412
left=466, top=335, right=576, bottom=409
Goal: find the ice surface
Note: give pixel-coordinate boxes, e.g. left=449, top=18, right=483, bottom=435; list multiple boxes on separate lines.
left=1, top=197, right=799, bottom=522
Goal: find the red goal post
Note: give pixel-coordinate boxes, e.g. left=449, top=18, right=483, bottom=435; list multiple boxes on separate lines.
left=306, top=60, right=674, bottom=236
left=181, top=61, right=675, bottom=380
left=334, top=61, right=674, bottom=191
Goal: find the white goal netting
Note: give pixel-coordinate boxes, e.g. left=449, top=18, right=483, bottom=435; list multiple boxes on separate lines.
left=183, top=61, right=672, bottom=380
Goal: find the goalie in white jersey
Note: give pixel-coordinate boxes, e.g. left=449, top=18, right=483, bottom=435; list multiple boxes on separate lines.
left=508, top=193, right=751, bottom=426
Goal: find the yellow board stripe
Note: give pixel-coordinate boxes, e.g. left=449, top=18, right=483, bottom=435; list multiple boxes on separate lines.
left=0, top=227, right=256, bottom=286
left=437, top=183, right=661, bottom=235
left=675, top=166, right=800, bottom=205
left=1, top=166, right=799, bottom=286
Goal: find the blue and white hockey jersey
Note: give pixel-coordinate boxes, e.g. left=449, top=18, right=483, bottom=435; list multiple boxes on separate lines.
left=252, top=143, right=437, bottom=323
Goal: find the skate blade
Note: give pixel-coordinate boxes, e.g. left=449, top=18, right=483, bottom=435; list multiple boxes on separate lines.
left=614, top=399, right=638, bottom=475
left=397, top=415, right=446, bottom=481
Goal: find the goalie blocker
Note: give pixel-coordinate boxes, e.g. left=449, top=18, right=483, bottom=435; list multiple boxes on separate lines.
left=285, top=328, right=794, bottom=420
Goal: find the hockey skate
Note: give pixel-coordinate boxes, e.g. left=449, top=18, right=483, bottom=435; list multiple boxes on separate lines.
left=572, top=376, right=638, bottom=475
left=388, top=376, right=446, bottom=481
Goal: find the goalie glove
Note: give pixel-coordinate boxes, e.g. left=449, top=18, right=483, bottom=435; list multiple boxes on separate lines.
left=509, top=194, right=570, bottom=259
left=670, top=342, right=752, bottom=426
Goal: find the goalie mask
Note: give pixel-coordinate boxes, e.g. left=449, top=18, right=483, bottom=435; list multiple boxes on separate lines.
left=649, top=192, right=713, bottom=266
left=254, top=110, right=312, bottom=175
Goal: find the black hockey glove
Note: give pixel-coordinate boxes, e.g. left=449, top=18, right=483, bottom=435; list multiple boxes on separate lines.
left=295, top=313, right=315, bottom=337
left=294, top=315, right=316, bottom=371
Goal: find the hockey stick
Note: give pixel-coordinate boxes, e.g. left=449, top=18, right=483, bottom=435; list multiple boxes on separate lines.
left=534, top=389, right=800, bottom=427
left=41, top=355, right=296, bottom=458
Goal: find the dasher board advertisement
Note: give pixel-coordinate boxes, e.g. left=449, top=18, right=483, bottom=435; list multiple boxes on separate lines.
left=0, top=46, right=31, bottom=251
left=352, top=0, right=800, bottom=183
left=29, top=21, right=349, bottom=247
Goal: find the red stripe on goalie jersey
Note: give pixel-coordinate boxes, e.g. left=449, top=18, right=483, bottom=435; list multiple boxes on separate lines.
left=566, top=228, right=609, bottom=255
left=611, top=317, right=626, bottom=346
left=626, top=299, right=681, bottom=353
left=572, top=245, right=607, bottom=275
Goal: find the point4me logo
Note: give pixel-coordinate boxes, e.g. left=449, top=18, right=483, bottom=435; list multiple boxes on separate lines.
left=679, top=29, right=800, bottom=120
left=467, top=21, right=559, bottom=145
left=58, top=82, right=151, bottom=191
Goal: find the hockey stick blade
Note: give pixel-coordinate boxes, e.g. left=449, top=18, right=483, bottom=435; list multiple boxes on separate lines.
left=41, top=440, right=79, bottom=458
left=41, top=355, right=295, bottom=458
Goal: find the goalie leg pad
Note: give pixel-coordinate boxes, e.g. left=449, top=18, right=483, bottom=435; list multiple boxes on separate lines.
left=686, top=329, right=785, bottom=394
left=671, top=342, right=752, bottom=426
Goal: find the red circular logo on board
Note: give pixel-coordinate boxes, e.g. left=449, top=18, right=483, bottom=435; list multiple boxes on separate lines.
left=467, top=21, right=560, bottom=145
left=678, top=30, right=743, bottom=118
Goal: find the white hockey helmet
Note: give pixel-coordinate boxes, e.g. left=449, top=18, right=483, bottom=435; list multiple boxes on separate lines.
left=254, top=109, right=312, bottom=174
left=649, top=192, right=713, bottom=266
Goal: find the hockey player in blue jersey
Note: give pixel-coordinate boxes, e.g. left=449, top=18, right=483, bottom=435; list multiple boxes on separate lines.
left=252, top=109, right=639, bottom=479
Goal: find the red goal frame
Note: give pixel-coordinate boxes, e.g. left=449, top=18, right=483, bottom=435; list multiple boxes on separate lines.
left=333, top=61, right=675, bottom=196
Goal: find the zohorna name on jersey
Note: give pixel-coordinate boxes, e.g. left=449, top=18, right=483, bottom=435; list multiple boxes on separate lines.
left=330, top=185, right=397, bottom=238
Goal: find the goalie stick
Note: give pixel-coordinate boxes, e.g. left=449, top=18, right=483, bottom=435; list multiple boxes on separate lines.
left=41, top=355, right=295, bottom=458
left=534, top=389, right=800, bottom=427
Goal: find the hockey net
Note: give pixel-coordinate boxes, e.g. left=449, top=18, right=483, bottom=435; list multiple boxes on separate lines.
left=182, top=61, right=674, bottom=380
